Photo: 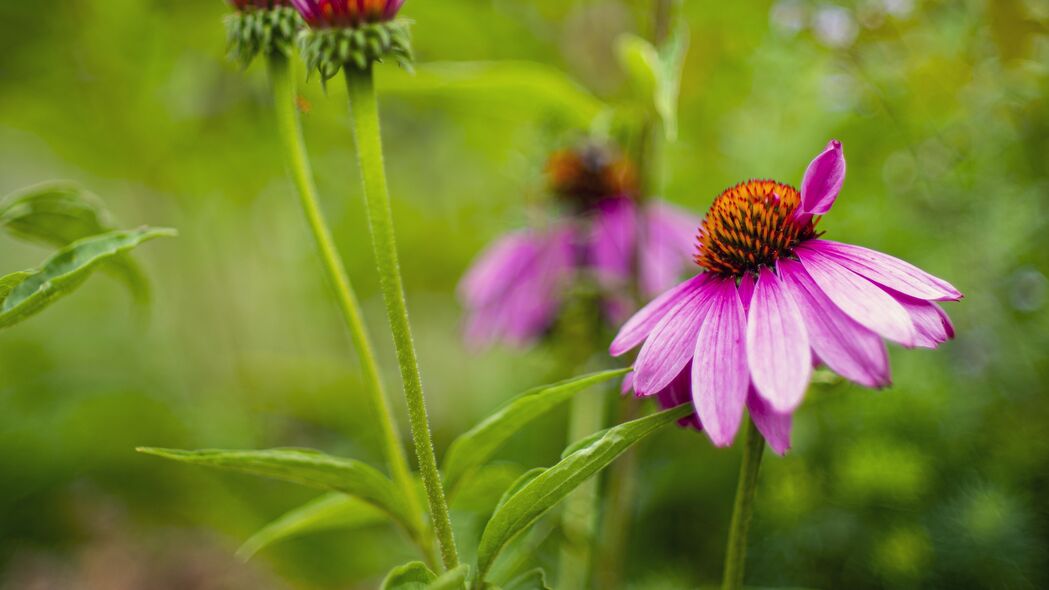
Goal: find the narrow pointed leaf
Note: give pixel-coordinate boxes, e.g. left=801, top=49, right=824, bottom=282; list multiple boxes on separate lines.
left=442, top=368, right=629, bottom=496
left=475, top=404, right=691, bottom=579
left=495, top=468, right=546, bottom=513
left=137, top=448, right=415, bottom=536
left=0, top=182, right=153, bottom=303
left=237, top=492, right=386, bottom=560
left=381, top=561, right=436, bottom=589
left=0, top=227, right=175, bottom=329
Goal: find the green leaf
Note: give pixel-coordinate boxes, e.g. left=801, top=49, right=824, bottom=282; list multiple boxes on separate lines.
left=237, top=492, right=386, bottom=560
left=475, top=404, right=691, bottom=579
left=0, top=227, right=175, bottom=329
left=559, top=427, right=610, bottom=460
left=616, top=34, right=660, bottom=100
left=451, top=463, right=528, bottom=515
left=655, top=25, right=690, bottom=141
left=137, top=447, right=416, bottom=536
left=381, top=561, right=436, bottom=590
left=377, top=62, right=607, bottom=128
left=0, top=182, right=153, bottom=303
left=615, top=26, right=691, bottom=141
left=426, top=564, right=470, bottom=590
left=495, top=468, right=546, bottom=512
left=442, top=369, right=629, bottom=496
left=503, top=568, right=552, bottom=590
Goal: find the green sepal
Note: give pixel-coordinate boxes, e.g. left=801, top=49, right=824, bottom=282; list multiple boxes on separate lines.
left=299, top=19, right=414, bottom=83
left=226, top=7, right=304, bottom=67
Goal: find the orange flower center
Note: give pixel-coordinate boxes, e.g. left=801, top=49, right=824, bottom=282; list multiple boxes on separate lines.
left=695, top=180, right=817, bottom=277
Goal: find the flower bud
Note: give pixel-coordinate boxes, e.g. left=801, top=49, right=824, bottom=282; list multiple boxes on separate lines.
left=292, top=1, right=413, bottom=80
left=225, top=0, right=303, bottom=66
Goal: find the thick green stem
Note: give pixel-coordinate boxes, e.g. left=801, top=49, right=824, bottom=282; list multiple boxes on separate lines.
left=266, top=54, right=435, bottom=567
left=721, top=417, right=766, bottom=590
left=557, top=390, right=604, bottom=589
left=344, top=66, right=460, bottom=571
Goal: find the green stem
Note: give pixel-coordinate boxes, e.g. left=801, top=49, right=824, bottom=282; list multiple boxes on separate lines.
left=344, top=65, right=460, bottom=571
left=721, top=417, right=766, bottom=590
left=266, top=54, right=435, bottom=567
left=557, top=390, right=604, bottom=589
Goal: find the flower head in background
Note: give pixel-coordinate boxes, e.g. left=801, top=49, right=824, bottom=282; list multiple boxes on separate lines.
left=613, top=141, right=961, bottom=454
left=291, top=0, right=405, bottom=27
left=459, top=142, right=699, bottom=349
left=225, top=0, right=302, bottom=66
left=293, top=0, right=412, bottom=80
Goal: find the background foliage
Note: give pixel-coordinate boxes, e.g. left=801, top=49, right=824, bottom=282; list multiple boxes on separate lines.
left=1, top=0, right=1048, bottom=588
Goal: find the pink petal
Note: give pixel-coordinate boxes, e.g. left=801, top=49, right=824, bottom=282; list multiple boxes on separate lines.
left=459, top=230, right=541, bottom=306
left=888, top=290, right=956, bottom=349
left=589, top=197, right=636, bottom=287
left=639, top=202, right=701, bottom=297
left=800, top=140, right=846, bottom=215
left=779, top=259, right=891, bottom=388
left=461, top=227, right=574, bottom=348
left=746, top=267, right=812, bottom=412
left=609, top=273, right=709, bottom=356
left=634, top=278, right=719, bottom=395
left=796, top=246, right=918, bottom=347
left=747, top=388, right=792, bottom=455
left=803, top=240, right=962, bottom=301
left=691, top=279, right=749, bottom=447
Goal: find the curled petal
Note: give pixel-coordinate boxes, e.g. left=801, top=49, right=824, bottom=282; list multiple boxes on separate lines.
left=800, top=140, right=846, bottom=216
left=746, top=267, right=812, bottom=413
left=889, top=290, right=956, bottom=349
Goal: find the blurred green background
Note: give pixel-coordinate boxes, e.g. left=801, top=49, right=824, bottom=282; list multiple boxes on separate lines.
left=1, top=0, right=1048, bottom=588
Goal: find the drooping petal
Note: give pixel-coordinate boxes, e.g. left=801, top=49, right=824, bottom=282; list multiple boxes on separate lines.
left=888, top=290, right=956, bottom=349
left=589, top=197, right=636, bottom=287
left=609, top=273, right=709, bottom=356
left=803, top=240, right=962, bottom=301
left=460, top=226, right=574, bottom=348
left=634, top=278, right=719, bottom=395
left=459, top=230, right=541, bottom=307
left=800, top=140, right=846, bottom=215
left=639, top=201, right=701, bottom=297
left=746, top=267, right=812, bottom=413
left=796, top=246, right=918, bottom=347
left=746, top=388, right=792, bottom=455
left=779, top=259, right=891, bottom=388
left=691, top=279, right=749, bottom=447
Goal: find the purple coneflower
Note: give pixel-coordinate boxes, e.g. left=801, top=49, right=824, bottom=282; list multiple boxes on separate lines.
left=459, top=144, right=699, bottom=349
left=292, top=0, right=412, bottom=78
left=612, top=141, right=961, bottom=454
left=290, top=0, right=404, bottom=27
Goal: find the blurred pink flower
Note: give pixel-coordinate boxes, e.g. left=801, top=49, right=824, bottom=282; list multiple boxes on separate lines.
left=613, top=140, right=961, bottom=454
left=290, top=0, right=404, bottom=27
left=459, top=144, right=698, bottom=349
